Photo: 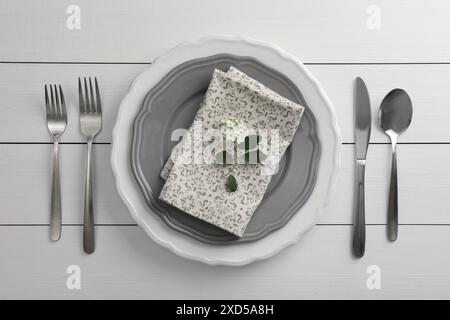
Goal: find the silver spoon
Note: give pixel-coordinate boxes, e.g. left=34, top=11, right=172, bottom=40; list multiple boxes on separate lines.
left=379, top=89, right=412, bottom=241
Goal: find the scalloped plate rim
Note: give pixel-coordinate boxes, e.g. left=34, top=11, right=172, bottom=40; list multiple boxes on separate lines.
left=111, top=35, right=342, bottom=266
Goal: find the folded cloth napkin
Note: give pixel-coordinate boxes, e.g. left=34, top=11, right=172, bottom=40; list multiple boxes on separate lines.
left=159, top=67, right=305, bottom=237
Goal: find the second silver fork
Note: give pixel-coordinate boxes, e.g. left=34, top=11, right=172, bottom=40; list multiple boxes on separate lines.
left=78, top=77, right=102, bottom=254
left=45, top=84, right=67, bottom=241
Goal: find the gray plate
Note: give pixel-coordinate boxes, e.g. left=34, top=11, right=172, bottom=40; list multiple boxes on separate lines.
left=131, top=54, right=320, bottom=244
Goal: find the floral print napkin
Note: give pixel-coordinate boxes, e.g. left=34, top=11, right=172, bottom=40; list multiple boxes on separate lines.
left=158, top=67, right=304, bottom=237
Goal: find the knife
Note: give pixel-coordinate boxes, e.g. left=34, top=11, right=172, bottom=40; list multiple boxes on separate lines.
left=353, top=77, right=371, bottom=258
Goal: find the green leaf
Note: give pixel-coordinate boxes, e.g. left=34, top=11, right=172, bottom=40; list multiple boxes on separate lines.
left=241, top=149, right=267, bottom=164
left=225, top=174, right=238, bottom=192
left=237, top=135, right=261, bottom=151
left=215, top=150, right=234, bottom=166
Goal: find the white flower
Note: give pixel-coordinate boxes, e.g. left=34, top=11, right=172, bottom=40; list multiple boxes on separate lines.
left=219, top=118, right=249, bottom=142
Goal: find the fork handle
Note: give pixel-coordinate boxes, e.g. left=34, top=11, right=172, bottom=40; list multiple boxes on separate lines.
left=50, top=137, right=62, bottom=241
left=83, top=139, right=95, bottom=254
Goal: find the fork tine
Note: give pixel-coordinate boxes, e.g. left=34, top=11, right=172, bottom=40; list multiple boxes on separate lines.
left=94, top=77, right=102, bottom=114
left=84, top=77, right=91, bottom=112
left=89, top=77, right=96, bottom=113
left=50, top=85, right=56, bottom=115
left=44, top=85, right=51, bottom=117
left=54, top=84, right=61, bottom=118
left=78, top=77, right=85, bottom=113
left=59, top=85, right=67, bottom=120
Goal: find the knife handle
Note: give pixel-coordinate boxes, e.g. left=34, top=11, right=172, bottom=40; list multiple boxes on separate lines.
left=353, top=159, right=366, bottom=258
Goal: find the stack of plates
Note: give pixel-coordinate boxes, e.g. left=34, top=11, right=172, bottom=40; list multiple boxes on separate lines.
left=111, top=36, right=341, bottom=266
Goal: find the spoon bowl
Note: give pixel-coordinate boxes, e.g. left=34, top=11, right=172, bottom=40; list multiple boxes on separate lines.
left=379, top=88, right=412, bottom=242
left=379, top=89, right=413, bottom=138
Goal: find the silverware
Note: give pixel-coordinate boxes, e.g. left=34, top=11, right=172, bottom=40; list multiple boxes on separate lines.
left=78, top=77, right=102, bottom=254
left=45, top=84, right=67, bottom=241
left=353, top=77, right=371, bottom=258
left=379, top=89, right=412, bottom=241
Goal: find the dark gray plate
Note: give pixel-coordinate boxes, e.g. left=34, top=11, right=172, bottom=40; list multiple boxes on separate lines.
left=131, top=54, right=320, bottom=244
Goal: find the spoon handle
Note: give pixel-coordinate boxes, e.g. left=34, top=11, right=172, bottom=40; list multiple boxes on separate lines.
left=388, top=143, right=398, bottom=241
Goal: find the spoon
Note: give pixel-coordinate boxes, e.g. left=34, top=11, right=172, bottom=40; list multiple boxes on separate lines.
left=379, top=89, right=412, bottom=241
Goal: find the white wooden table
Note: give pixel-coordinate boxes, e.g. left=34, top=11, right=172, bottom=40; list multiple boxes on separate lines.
left=1, top=0, right=450, bottom=299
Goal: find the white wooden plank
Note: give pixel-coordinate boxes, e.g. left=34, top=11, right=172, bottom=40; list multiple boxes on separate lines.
left=0, top=63, right=145, bottom=143
left=310, top=64, right=450, bottom=144
left=0, top=143, right=449, bottom=225
left=1, top=0, right=450, bottom=63
left=1, top=63, right=450, bottom=143
left=321, top=143, right=450, bottom=225
left=0, top=144, right=131, bottom=224
left=0, top=225, right=449, bottom=299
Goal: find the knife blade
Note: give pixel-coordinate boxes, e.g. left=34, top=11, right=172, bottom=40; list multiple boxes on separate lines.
left=353, top=77, right=371, bottom=258
left=355, top=77, right=371, bottom=159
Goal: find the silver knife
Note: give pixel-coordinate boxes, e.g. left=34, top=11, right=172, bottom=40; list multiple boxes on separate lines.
left=353, top=77, right=371, bottom=258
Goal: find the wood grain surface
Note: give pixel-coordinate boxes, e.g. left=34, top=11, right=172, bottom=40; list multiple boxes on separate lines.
left=0, top=0, right=449, bottom=299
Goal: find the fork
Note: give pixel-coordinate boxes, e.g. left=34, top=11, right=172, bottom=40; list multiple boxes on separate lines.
left=78, top=77, right=102, bottom=254
left=45, top=84, right=67, bottom=241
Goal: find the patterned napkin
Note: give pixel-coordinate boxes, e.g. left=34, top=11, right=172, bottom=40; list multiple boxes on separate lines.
left=159, top=67, right=304, bottom=237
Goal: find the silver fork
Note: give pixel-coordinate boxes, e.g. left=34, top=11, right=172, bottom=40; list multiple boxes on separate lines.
left=78, top=77, right=102, bottom=254
left=45, top=84, right=67, bottom=241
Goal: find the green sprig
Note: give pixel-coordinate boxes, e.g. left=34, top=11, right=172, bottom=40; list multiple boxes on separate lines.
left=215, top=134, right=266, bottom=192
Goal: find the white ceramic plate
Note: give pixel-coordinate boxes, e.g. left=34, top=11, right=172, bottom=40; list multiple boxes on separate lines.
left=111, top=36, right=341, bottom=266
